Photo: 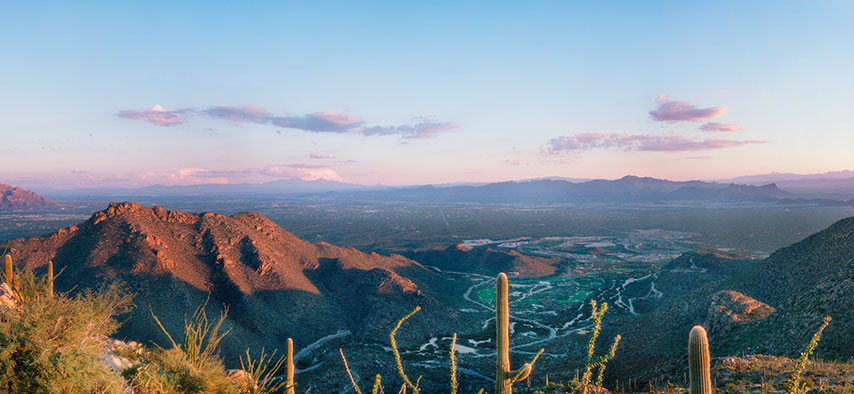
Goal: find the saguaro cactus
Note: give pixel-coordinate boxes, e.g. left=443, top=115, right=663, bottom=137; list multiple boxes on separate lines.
left=286, top=338, right=295, bottom=394
left=47, top=260, right=54, bottom=298
left=495, top=273, right=543, bottom=394
left=3, top=255, right=12, bottom=286
left=689, top=325, right=712, bottom=394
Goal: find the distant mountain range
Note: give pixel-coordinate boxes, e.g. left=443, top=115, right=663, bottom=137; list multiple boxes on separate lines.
left=721, top=170, right=854, bottom=199
left=28, top=173, right=854, bottom=205
left=0, top=183, right=55, bottom=210
left=34, top=178, right=378, bottom=198
left=364, top=176, right=808, bottom=204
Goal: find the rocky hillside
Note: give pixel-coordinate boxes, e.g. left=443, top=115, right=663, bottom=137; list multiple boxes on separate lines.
left=406, top=243, right=560, bottom=277
left=610, top=216, right=854, bottom=382
left=0, top=183, right=55, bottom=210
left=3, top=202, right=450, bottom=365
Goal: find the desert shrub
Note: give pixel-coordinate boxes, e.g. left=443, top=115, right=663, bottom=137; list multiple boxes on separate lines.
left=0, top=263, right=133, bottom=393
left=125, top=298, right=238, bottom=393
left=124, top=347, right=238, bottom=394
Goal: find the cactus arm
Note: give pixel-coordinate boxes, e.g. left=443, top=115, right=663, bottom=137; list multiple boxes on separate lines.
left=285, top=338, right=295, bottom=394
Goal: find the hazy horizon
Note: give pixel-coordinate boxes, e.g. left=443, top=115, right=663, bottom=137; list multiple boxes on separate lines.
left=2, top=1, right=852, bottom=189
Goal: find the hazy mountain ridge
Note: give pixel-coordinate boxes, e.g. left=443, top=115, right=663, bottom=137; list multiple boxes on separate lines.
left=0, top=183, right=55, bottom=210
left=23, top=174, right=854, bottom=205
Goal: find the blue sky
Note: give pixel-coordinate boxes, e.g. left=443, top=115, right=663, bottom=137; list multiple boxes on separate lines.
left=1, top=1, right=852, bottom=187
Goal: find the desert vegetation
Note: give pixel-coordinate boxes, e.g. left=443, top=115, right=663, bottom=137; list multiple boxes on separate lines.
left=0, top=253, right=844, bottom=393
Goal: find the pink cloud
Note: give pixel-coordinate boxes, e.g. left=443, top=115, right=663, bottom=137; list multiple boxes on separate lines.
left=204, top=106, right=271, bottom=123
left=118, top=104, right=455, bottom=139
left=117, top=104, right=187, bottom=126
left=540, top=131, right=766, bottom=155
left=258, top=165, right=342, bottom=181
left=310, top=153, right=336, bottom=159
left=63, top=165, right=342, bottom=187
left=271, top=111, right=365, bottom=132
left=503, top=157, right=527, bottom=166
left=700, top=122, right=743, bottom=132
left=649, top=96, right=728, bottom=122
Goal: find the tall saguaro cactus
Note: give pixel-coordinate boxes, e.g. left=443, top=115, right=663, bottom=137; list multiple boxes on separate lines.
left=3, top=255, right=12, bottom=287
left=47, top=260, right=54, bottom=298
left=689, top=325, right=712, bottom=394
left=495, top=273, right=543, bottom=394
left=285, top=338, right=295, bottom=394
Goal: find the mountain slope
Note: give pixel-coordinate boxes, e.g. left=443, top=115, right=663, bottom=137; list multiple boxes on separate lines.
left=406, top=243, right=560, bottom=277
left=611, top=216, right=854, bottom=381
left=0, top=183, right=55, bottom=210
left=3, top=202, right=447, bottom=365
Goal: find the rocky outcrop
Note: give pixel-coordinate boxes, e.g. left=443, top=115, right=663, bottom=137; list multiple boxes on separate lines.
left=707, top=290, right=774, bottom=330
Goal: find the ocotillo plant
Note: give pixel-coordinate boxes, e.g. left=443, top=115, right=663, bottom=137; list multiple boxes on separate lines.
left=579, top=300, right=621, bottom=394
left=688, top=325, right=712, bottom=394
left=285, top=338, right=295, bottom=394
left=495, top=272, right=544, bottom=394
left=787, top=316, right=832, bottom=394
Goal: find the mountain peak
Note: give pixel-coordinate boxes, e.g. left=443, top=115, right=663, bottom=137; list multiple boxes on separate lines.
left=0, top=183, right=55, bottom=210
left=6, top=202, right=436, bottom=362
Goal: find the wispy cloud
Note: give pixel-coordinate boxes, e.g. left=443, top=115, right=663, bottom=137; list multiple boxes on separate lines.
left=309, top=153, right=336, bottom=159
left=649, top=95, right=727, bottom=122
left=540, top=131, right=766, bottom=155
left=204, top=106, right=271, bottom=123
left=118, top=104, right=456, bottom=139
left=700, top=122, right=743, bottom=132
left=68, top=164, right=343, bottom=186
left=503, top=157, right=527, bottom=166
left=362, top=121, right=458, bottom=139
left=117, top=104, right=188, bottom=126
left=272, top=112, right=365, bottom=132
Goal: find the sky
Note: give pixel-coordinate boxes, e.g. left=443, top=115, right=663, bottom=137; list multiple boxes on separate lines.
left=1, top=1, right=852, bottom=188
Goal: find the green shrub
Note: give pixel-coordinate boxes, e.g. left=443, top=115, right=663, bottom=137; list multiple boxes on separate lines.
left=127, top=298, right=239, bottom=393
left=0, top=262, right=133, bottom=393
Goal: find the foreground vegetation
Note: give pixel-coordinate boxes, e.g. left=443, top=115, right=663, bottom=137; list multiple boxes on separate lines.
left=0, top=254, right=842, bottom=393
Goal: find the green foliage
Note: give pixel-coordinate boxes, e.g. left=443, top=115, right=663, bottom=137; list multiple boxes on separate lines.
left=239, top=346, right=289, bottom=394
left=787, top=316, right=832, bottom=394
left=131, top=297, right=238, bottom=393
left=123, top=346, right=238, bottom=394
left=0, top=262, right=133, bottom=393
left=371, top=374, right=383, bottom=394
left=578, top=300, right=621, bottom=394
left=151, top=296, right=231, bottom=370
